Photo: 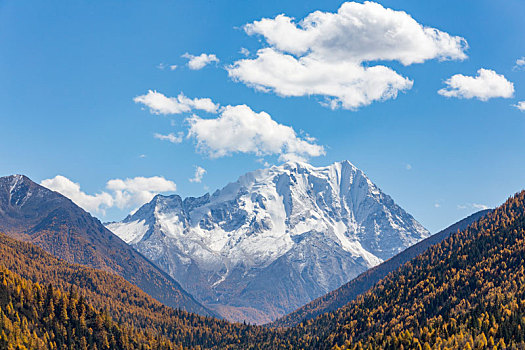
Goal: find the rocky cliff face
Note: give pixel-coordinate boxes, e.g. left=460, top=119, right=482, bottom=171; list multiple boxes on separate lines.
left=107, top=161, right=429, bottom=323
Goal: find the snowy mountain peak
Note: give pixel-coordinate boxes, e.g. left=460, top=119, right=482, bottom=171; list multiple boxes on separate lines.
left=106, top=161, right=429, bottom=324
left=2, top=174, right=29, bottom=193
left=0, top=174, right=47, bottom=208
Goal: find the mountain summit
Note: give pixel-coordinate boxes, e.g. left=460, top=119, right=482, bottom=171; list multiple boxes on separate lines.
left=107, top=161, right=429, bottom=323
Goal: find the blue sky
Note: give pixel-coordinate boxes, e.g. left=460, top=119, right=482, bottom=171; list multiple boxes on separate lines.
left=1, top=0, right=524, bottom=231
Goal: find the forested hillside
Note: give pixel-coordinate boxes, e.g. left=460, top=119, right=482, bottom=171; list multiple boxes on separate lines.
left=277, top=191, right=525, bottom=349
left=0, top=265, right=180, bottom=349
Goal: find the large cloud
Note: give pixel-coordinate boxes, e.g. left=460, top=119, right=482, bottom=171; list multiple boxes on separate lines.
left=438, top=69, right=514, bottom=101
left=41, top=175, right=176, bottom=215
left=229, top=48, right=413, bottom=109
left=134, top=90, right=219, bottom=115
left=228, top=1, right=467, bottom=109
left=187, top=104, right=325, bottom=160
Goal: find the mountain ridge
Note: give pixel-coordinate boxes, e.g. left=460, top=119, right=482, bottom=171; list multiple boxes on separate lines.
left=0, top=174, right=213, bottom=317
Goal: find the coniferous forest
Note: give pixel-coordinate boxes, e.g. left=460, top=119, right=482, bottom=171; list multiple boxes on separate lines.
left=1, top=190, right=525, bottom=349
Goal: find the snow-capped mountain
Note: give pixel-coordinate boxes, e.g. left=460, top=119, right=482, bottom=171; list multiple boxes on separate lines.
left=107, top=161, right=429, bottom=324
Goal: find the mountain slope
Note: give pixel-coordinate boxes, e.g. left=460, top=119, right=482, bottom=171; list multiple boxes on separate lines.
left=270, top=191, right=525, bottom=349
left=108, top=161, right=429, bottom=323
left=0, top=174, right=211, bottom=316
left=0, top=264, right=171, bottom=349
left=271, top=209, right=491, bottom=328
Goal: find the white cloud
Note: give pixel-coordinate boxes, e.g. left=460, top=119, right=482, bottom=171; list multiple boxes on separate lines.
left=472, top=203, right=490, bottom=210
left=228, top=1, right=467, bottom=109
left=243, top=3, right=466, bottom=64
left=257, top=158, right=271, bottom=167
left=229, top=48, right=413, bottom=110
left=187, top=104, right=325, bottom=160
left=189, top=166, right=206, bottom=183
left=438, top=69, right=514, bottom=101
left=434, top=203, right=440, bottom=208
left=405, top=163, right=412, bottom=170
left=154, top=132, right=184, bottom=143
left=41, top=176, right=114, bottom=215
left=240, top=47, right=250, bottom=56
left=41, top=175, right=177, bottom=215
left=278, top=153, right=308, bottom=163
left=157, top=63, right=177, bottom=70
left=106, top=176, right=176, bottom=209
left=183, top=53, right=219, bottom=70
left=134, top=90, right=219, bottom=115
left=513, top=57, right=525, bottom=71
left=457, top=203, right=491, bottom=210
left=513, top=101, right=525, bottom=111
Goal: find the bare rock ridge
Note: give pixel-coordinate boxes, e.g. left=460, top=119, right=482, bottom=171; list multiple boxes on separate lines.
left=0, top=174, right=212, bottom=317
left=107, top=160, right=430, bottom=324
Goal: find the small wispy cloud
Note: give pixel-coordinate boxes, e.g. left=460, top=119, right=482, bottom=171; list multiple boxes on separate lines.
left=472, top=203, right=490, bottom=210
left=457, top=203, right=491, bottom=210
left=189, top=166, right=206, bottom=183
left=513, top=57, right=525, bottom=70
left=513, top=101, right=525, bottom=111
left=154, top=132, right=184, bottom=144
left=157, top=63, right=178, bottom=71
left=134, top=90, right=219, bottom=115
left=183, top=53, right=219, bottom=70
